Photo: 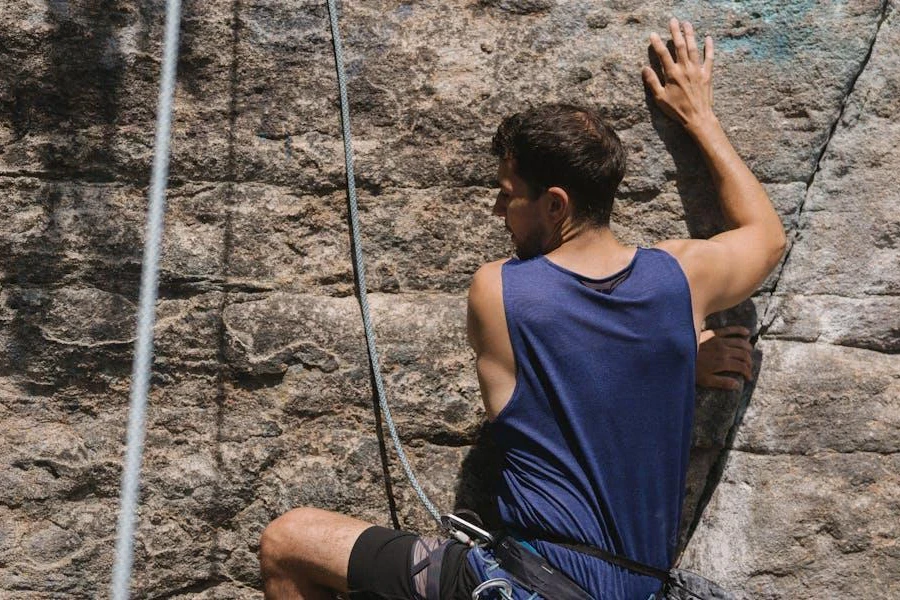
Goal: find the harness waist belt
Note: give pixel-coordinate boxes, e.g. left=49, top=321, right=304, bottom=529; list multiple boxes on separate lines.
left=524, top=529, right=670, bottom=582
left=492, top=534, right=594, bottom=600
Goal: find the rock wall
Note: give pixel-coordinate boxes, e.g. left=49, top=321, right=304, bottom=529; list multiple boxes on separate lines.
left=0, top=0, right=897, bottom=598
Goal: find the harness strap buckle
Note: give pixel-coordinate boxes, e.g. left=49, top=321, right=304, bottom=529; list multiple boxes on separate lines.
left=441, top=513, right=495, bottom=546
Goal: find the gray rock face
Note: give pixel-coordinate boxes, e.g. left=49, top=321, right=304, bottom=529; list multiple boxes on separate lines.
left=1, top=1, right=897, bottom=598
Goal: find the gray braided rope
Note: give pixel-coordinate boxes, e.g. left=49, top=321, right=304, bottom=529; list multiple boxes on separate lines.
left=110, top=1, right=182, bottom=597
left=325, top=0, right=442, bottom=524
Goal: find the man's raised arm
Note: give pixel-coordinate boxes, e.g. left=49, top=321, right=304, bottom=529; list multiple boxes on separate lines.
left=646, top=18, right=787, bottom=320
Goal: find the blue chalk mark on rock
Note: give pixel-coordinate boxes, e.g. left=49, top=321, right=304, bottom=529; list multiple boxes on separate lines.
left=682, top=0, right=832, bottom=62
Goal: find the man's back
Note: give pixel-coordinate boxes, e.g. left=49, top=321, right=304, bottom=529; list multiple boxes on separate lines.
left=466, top=248, right=696, bottom=599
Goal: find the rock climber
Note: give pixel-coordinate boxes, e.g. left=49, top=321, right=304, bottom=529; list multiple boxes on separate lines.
left=258, top=17, right=784, bottom=600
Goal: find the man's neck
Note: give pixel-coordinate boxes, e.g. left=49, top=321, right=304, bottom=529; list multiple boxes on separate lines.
left=544, top=222, right=637, bottom=278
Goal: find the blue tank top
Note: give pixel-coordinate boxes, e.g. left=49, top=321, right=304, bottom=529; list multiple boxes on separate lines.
left=466, top=247, right=697, bottom=599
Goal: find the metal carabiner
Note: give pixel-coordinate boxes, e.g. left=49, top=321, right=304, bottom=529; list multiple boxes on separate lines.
left=472, top=578, right=514, bottom=600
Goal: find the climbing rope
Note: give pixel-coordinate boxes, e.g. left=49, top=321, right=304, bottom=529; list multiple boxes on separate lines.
left=110, top=1, right=182, bottom=598
left=325, top=0, right=442, bottom=524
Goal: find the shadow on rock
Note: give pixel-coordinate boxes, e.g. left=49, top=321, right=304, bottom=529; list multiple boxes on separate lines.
left=678, top=300, right=762, bottom=556
left=452, top=422, right=502, bottom=530
left=40, top=0, right=127, bottom=179
left=1, top=1, right=133, bottom=392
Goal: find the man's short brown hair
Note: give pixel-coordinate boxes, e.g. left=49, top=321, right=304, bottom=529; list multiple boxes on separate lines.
left=491, top=104, right=626, bottom=226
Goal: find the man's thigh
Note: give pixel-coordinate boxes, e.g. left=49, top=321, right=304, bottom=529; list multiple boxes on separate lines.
left=347, top=526, right=477, bottom=600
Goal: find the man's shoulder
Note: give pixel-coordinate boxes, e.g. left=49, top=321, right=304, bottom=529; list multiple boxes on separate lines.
left=653, top=238, right=693, bottom=258
left=652, top=238, right=714, bottom=276
left=471, top=258, right=509, bottom=288
left=468, top=258, right=509, bottom=317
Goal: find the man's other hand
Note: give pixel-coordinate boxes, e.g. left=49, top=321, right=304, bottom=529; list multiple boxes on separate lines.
left=643, top=18, right=715, bottom=130
left=696, top=326, right=753, bottom=390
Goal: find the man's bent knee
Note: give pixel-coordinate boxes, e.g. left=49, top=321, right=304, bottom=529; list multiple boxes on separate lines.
left=260, top=507, right=322, bottom=570
left=259, top=506, right=373, bottom=593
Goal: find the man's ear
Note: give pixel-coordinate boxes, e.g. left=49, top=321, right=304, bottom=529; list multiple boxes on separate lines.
left=544, top=186, right=571, bottom=222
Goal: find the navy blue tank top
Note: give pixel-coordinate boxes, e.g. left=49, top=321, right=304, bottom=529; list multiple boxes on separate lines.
left=467, top=247, right=697, bottom=599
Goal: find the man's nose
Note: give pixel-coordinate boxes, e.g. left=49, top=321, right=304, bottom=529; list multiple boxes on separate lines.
left=492, top=196, right=506, bottom=217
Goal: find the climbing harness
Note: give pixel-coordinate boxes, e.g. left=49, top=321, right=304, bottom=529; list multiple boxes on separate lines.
left=445, top=513, right=733, bottom=600
left=109, top=1, right=182, bottom=599
left=502, top=528, right=733, bottom=600
left=441, top=513, right=594, bottom=600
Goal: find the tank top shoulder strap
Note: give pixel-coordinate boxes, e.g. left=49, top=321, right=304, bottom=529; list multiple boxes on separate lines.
left=500, top=256, right=543, bottom=352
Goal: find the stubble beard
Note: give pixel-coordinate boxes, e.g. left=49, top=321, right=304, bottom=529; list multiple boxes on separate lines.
left=513, top=230, right=544, bottom=260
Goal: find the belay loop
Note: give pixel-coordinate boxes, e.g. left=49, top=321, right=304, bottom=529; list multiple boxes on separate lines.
left=472, top=579, right=514, bottom=600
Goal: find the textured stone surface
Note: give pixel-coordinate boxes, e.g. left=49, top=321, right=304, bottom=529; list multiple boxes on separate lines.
left=683, top=451, right=900, bottom=599
left=1, top=0, right=898, bottom=598
left=681, top=2, right=900, bottom=598
left=734, top=341, right=899, bottom=455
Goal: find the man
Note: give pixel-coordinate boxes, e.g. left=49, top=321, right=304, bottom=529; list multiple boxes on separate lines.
left=259, top=18, right=783, bottom=600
